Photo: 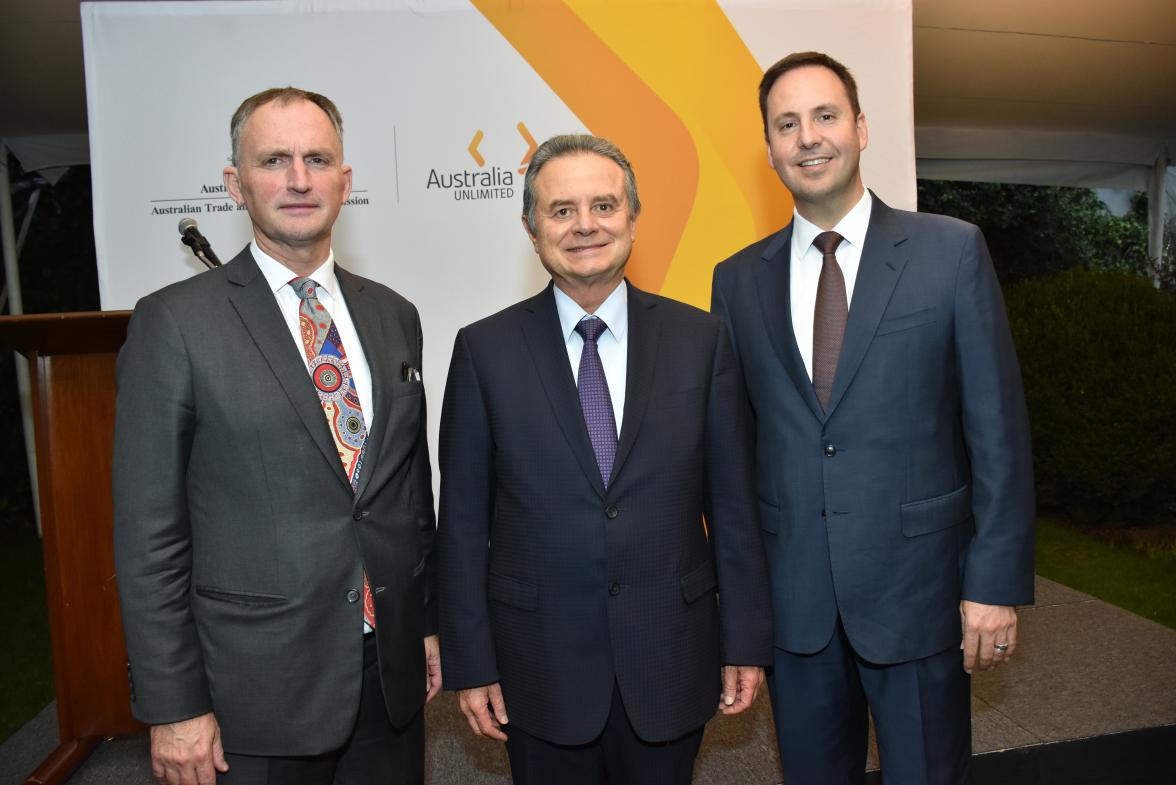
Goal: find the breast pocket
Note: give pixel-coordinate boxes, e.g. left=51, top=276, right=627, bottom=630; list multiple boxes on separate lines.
left=389, top=379, right=423, bottom=399
left=876, top=307, right=937, bottom=337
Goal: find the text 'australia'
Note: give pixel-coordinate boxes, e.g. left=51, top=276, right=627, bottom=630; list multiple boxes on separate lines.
left=427, top=167, right=515, bottom=201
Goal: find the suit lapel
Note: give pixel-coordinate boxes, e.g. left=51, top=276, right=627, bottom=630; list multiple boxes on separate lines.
left=610, top=281, right=658, bottom=488
left=521, top=284, right=608, bottom=499
left=338, top=266, right=404, bottom=500
left=757, top=225, right=824, bottom=420
left=225, top=248, right=351, bottom=491
left=824, top=195, right=909, bottom=416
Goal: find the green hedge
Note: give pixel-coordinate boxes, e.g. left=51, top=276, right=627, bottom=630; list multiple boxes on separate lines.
left=1005, top=269, right=1176, bottom=521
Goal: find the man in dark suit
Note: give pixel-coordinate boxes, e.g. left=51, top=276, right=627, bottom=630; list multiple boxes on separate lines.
left=114, top=87, right=440, bottom=785
left=437, top=134, right=772, bottom=785
left=711, top=52, right=1035, bottom=784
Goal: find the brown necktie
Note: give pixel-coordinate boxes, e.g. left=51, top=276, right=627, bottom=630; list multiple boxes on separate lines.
left=812, top=231, right=847, bottom=410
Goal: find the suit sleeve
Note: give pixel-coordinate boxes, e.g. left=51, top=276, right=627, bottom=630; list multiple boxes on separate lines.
left=954, top=226, right=1036, bottom=605
left=436, top=328, right=500, bottom=688
left=112, top=294, right=212, bottom=725
left=410, top=308, right=439, bottom=637
left=703, top=318, right=773, bottom=666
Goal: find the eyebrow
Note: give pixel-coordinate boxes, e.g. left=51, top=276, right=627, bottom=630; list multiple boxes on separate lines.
left=546, top=194, right=621, bottom=209
left=772, top=104, right=842, bottom=122
left=253, top=147, right=333, bottom=159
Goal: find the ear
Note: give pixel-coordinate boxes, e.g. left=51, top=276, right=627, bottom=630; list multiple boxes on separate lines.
left=856, top=112, right=869, bottom=152
left=223, top=166, right=244, bottom=206
left=521, top=215, right=538, bottom=250
left=766, top=141, right=776, bottom=170
left=340, top=163, right=353, bottom=203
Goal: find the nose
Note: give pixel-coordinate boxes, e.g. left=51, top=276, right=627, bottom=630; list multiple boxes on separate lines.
left=287, top=159, right=311, bottom=191
left=797, top=118, right=821, bottom=149
left=572, top=207, right=597, bottom=234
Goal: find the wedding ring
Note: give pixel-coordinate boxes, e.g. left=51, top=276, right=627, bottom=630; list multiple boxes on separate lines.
left=994, top=643, right=1010, bottom=652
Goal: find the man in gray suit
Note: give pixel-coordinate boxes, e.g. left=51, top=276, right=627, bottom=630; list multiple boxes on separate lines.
left=711, top=53, right=1035, bottom=784
left=114, top=87, right=440, bottom=785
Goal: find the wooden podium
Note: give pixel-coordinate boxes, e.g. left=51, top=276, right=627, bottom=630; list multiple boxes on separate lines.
left=0, top=311, right=140, bottom=785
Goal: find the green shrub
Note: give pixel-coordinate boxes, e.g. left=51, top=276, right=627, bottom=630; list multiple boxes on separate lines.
left=1005, top=269, right=1176, bottom=521
left=918, top=180, right=1155, bottom=285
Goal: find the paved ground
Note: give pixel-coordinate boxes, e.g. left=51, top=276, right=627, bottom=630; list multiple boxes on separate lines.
left=3, top=577, right=1174, bottom=785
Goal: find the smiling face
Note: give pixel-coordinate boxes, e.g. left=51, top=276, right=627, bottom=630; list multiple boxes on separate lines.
left=524, top=152, right=636, bottom=312
left=223, top=98, right=352, bottom=274
left=764, top=64, right=868, bottom=229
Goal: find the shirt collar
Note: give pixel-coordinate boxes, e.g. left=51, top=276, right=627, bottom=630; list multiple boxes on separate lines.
left=553, top=279, right=629, bottom=343
left=791, top=189, right=873, bottom=255
left=251, top=240, right=338, bottom=297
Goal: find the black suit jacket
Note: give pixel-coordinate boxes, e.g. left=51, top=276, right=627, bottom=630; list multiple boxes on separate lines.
left=113, top=247, right=436, bottom=755
left=437, top=281, right=771, bottom=745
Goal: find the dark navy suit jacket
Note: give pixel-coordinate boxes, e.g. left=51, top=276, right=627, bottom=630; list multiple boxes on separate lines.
left=711, top=196, right=1035, bottom=665
left=438, top=281, right=772, bottom=745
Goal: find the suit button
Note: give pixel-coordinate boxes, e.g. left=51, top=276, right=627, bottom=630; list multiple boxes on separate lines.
left=605, top=505, right=619, bottom=519
left=824, top=444, right=837, bottom=457
left=353, top=510, right=365, bottom=521
left=346, top=589, right=360, bottom=603
left=821, top=509, right=827, bottom=519
left=608, top=582, right=621, bottom=596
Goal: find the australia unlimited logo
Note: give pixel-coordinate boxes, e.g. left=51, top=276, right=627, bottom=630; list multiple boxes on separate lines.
left=425, top=122, right=537, bottom=202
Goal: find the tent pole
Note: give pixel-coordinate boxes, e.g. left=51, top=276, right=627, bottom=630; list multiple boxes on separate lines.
left=1148, top=151, right=1168, bottom=288
left=0, top=142, right=43, bottom=534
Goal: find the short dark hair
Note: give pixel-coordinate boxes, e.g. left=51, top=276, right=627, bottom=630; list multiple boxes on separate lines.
left=758, top=52, right=861, bottom=139
left=229, top=87, right=344, bottom=166
left=522, top=134, right=641, bottom=235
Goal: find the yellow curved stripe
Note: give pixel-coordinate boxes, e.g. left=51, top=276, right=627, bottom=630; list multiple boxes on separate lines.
left=471, top=0, right=698, bottom=294
left=563, top=1, right=792, bottom=308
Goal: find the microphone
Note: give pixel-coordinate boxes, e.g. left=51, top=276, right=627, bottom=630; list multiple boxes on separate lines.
left=178, top=218, right=222, bottom=269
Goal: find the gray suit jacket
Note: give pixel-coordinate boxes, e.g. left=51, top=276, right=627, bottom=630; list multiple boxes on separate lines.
left=711, top=196, right=1034, bottom=664
left=113, top=246, right=435, bottom=755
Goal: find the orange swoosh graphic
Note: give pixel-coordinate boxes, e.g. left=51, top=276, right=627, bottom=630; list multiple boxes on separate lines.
left=471, top=0, right=698, bottom=294
left=563, top=0, right=793, bottom=307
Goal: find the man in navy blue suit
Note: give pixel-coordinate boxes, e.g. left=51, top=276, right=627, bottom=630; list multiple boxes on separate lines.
left=439, top=134, right=772, bottom=785
left=711, top=52, right=1035, bottom=784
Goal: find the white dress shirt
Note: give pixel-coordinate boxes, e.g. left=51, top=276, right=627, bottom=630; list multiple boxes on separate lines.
left=553, top=281, right=628, bottom=435
left=251, top=241, right=375, bottom=431
left=789, top=190, right=873, bottom=381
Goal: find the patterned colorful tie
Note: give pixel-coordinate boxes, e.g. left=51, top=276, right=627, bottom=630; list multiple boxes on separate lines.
left=812, top=231, right=848, bottom=411
left=290, top=277, right=376, bottom=629
left=575, top=316, right=618, bottom=489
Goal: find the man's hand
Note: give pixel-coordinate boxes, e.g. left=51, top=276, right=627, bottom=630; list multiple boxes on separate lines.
left=457, top=682, right=509, bottom=741
left=424, top=634, right=442, bottom=702
left=960, top=600, right=1018, bottom=674
left=149, top=712, right=228, bottom=785
left=718, top=665, right=765, bottom=715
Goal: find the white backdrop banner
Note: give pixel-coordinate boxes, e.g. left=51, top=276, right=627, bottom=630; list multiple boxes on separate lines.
left=82, top=0, right=914, bottom=483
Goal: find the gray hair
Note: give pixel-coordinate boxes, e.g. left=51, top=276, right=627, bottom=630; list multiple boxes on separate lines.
left=522, top=134, right=641, bottom=234
left=229, top=87, right=344, bottom=166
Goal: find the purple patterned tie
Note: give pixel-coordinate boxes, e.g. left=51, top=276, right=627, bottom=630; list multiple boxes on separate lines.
left=575, top=316, right=618, bottom=489
left=290, top=277, right=375, bottom=629
left=812, top=231, right=847, bottom=410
